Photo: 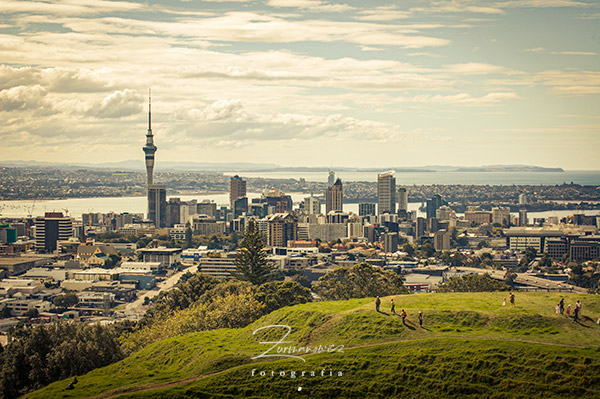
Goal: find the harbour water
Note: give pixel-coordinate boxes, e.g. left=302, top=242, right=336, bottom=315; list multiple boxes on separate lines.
left=1, top=193, right=597, bottom=221
left=224, top=170, right=600, bottom=185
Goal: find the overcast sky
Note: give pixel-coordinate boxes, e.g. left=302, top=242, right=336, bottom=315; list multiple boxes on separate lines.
left=1, top=0, right=599, bottom=169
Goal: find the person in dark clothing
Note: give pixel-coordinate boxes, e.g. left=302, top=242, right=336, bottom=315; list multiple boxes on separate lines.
left=390, top=298, right=396, bottom=314
left=375, top=296, right=381, bottom=312
left=418, top=311, right=423, bottom=327
left=401, top=309, right=407, bottom=324
left=559, top=298, right=564, bottom=315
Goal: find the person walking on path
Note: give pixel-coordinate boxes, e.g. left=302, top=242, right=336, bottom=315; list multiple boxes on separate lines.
left=567, top=304, right=571, bottom=316
left=418, top=311, right=423, bottom=327
left=509, top=292, right=515, bottom=306
left=574, top=305, right=579, bottom=322
left=375, top=296, right=381, bottom=312
left=576, top=300, right=582, bottom=315
left=559, top=298, right=564, bottom=315
left=555, top=303, right=560, bottom=315
left=390, top=298, right=396, bottom=314
left=401, top=309, right=407, bottom=325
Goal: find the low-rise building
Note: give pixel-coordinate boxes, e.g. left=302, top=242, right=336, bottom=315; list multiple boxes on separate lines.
left=137, top=247, right=182, bottom=269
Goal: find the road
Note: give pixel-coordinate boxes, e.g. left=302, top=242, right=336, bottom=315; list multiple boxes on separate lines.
left=121, top=264, right=198, bottom=319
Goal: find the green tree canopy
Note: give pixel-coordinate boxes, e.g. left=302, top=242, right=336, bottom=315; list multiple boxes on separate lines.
left=437, top=274, right=510, bottom=293
left=53, top=293, right=79, bottom=308
left=254, top=281, right=312, bottom=314
left=232, top=219, right=275, bottom=285
left=313, top=262, right=410, bottom=300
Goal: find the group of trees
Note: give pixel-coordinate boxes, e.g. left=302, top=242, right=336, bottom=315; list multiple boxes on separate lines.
left=92, top=230, right=242, bottom=251
left=314, top=262, right=409, bottom=300
left=0, top=322, right=124, bottom=399
left=125, top=276, right=312, bottom=353
left=437, top=274, right=510, bottom=292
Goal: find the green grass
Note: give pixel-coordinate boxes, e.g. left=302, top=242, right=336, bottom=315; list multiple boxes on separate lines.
left=27, top=292, right=600, bottom=399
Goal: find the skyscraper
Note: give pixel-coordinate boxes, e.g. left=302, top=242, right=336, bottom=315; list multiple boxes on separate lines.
left=142, top=89, right=157, bottom=187
left=34, top=212, right=72, bottom=253
left=229, top=175, right=247, bottom=209
left=398, top=187, right=408, bottom=212
left=327, top=171, right=335, bottom=187
left=148, top=185, right=167, bottom=228
left=377, top=171, right=396, bottom=215
left=426, top=194, right=445, bottom=219
left=325, top=178, right=343, bottom=214
left=303, top=195, right=321, bottom=215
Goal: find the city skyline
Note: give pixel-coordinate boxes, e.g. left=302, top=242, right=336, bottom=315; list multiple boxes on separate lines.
left=1, top=0, right=599, bottom=169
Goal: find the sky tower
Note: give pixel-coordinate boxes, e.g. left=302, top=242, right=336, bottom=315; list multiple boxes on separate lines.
left=143, top=89, right=157, bottom=187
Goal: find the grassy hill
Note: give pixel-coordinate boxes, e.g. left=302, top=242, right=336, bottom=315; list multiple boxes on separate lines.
left=27, top=292, right=600, bottom=399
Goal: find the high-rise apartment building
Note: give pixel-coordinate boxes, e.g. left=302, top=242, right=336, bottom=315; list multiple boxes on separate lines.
left=434, top=229, right=451, bottom=251
left=377, top=171, right=396, bottom=215
left=303, top=195, right=321, bottom=215
left=34, top=212, right=72, bottom=253
left=229, top=175, right=247, bottom=209
left=492, top=207, right=511, bottom=226
left=397, top=187, right=408, bottom=213
left=383, top=232, right=399, bottom=253
left=519, top=193, right=528, bottom=205
left=327, top=171, right=335, bottom=187
left=325, top=178, right=343, bottom=214
left=519, top=209, right=528, bottom=226
left=426, top=195, right=445, bottom=219
left=359, top=203, right=376, bottom=216
left=148, top=185, right=167, bottom=228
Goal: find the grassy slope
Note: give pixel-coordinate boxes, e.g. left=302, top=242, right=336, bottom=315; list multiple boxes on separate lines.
left=27, top=292, right=600, bottom=399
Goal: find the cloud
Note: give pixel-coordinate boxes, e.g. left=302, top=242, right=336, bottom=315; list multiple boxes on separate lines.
left=0, top=85, right=47, bottom=111
left=524, top=47, right=597, bottom=55
left=0, top=0, right=142, bottom=16
left=89, top=89, right=143, bottom=118
left=445, top=62, right=507, bottom=75
left=355, top=6, right=411, bottom=21
left=266, top=0, right=354, bottom=12
left=404, top=92, right=520, bottom=105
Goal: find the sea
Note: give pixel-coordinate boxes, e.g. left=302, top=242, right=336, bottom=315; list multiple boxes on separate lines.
left=224, top=170, right=600, bottom=186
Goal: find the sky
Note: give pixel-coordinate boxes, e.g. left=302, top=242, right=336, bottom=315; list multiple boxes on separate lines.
left=0, top=0, right=599, bottom=170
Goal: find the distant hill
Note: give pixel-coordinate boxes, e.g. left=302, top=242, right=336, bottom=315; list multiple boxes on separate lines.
left=0, top=160, right=566, bottom=173
left=29, top=292, right=600, bottom=399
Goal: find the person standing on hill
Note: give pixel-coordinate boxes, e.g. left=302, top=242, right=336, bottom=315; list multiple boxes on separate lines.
left=401, top=309, right=407, bottom=325
left=566, top=304, right=571, bottom=316
left=559, top=298, right=564, bottom=315
left=555, top=303, right=560, bottom=315
left=574, top=304, right=579, bottom=322
left=390, top=298, right=396, bottom=314
left=509, top=292, right=515, bottom=306
left=375, top=296, right=381, bottom=312
left=502, top=297, right=506, bottom=307
left=418, top=311, right=423, bottom=327
left=576, top=300, right=582, bottom=315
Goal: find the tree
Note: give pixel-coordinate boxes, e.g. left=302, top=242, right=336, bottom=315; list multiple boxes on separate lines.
left=402, top=243, right=415, bottom=256
left=185, top=226, right=193, bottom=249
left=437, top=274, right=510, bottom=292
left=232, top=219, right=275, bottom=285
left=53, top=293, right=79, bottom=308
left=254, top=281, right=312, bottom=314
left=313, top=262, right=410, bottom=300
left=524, top=247, right=537, bottom=263
left=504, top=271, right=517, bottom=287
